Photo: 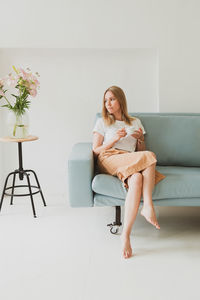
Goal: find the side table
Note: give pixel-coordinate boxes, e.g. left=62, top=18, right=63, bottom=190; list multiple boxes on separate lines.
left=0, top=135, right=46, bottom=217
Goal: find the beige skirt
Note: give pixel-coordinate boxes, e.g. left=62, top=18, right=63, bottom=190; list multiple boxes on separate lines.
left=97, top=148, right=166, bottom=189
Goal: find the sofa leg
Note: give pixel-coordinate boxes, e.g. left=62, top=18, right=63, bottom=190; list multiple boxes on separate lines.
left=107, top=206, right=122, bottom=234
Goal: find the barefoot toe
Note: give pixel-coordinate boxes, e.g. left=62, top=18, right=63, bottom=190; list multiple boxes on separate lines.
left=121, top=235, right=133, bottom=259
left=141, top=207, right=160, bottom=229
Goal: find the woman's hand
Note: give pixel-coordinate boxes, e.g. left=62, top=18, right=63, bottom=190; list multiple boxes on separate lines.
left=113, top=128, right=127, bottom=142
left=131, top=128, right=144, bottom=141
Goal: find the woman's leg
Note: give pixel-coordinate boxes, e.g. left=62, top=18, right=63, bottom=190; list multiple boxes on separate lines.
left=121, top=172, right=143, bottom=259
left=140, top=162, right=160, bottom=229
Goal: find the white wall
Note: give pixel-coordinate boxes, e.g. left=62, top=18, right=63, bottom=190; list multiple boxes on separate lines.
left=0, top=48, right=158, bottom=199
left=0, top=1, right=200, bottom=109
left=0, top=63, right=8, bottom=189
left=0, top=111, right=3, bottom=187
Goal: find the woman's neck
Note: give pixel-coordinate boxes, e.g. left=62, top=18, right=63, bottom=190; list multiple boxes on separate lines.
left=113, top=111, right=122, bottom=121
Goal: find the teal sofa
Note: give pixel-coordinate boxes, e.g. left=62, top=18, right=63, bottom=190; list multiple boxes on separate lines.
left=68, top=113, right=200, bottom=233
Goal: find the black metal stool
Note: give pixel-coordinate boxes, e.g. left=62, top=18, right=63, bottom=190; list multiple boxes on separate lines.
left=0, top=136, right=46, bottom=217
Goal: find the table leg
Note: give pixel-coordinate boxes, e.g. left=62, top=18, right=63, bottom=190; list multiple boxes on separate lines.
left=10, top=172, right=16, bottom=205
left=18, top=142, right=24, bottom=180
left=0, top=171, right=17, bottom=212
left=26, top=170, right=46, bottom=207
left=24, top=172, right=37, bottom=218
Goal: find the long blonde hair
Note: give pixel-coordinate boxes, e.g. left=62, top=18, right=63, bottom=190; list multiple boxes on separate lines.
left=102, top=86, right=135, bottom=126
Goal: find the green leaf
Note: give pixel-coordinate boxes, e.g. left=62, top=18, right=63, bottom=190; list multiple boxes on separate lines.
left=11, top=94, right=19, bottom=99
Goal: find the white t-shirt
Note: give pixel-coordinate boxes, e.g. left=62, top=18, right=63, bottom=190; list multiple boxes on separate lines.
left=93, top=117, right=146, bottom=152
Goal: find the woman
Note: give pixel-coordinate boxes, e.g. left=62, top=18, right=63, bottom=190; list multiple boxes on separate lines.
left=92, top=86, right=165, bottom=259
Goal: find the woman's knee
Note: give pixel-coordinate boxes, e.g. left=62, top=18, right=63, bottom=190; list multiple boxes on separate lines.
left=128, top=172, right=143, bottom=187
left=141, top=162, right=156, bottom=176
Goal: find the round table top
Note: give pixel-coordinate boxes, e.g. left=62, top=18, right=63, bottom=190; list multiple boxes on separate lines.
left=0, top=135, right=39, bottom=143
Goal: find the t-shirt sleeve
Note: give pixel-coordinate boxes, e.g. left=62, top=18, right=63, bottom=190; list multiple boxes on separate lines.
left=92, top=118, right=105, bottom=137
left=136, top=118, right=146, bottom=135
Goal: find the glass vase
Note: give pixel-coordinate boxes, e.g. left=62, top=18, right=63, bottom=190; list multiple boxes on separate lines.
left=7, top=110, right=30, bottom=139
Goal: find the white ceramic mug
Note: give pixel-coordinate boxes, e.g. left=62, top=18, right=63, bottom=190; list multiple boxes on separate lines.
left=125, top=126, right=136, bottom=136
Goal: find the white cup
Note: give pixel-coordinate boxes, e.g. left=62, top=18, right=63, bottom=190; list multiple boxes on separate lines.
left=125, top=126, right=135, bottom=136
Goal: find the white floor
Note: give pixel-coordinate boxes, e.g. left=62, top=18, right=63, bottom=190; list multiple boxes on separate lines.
left=0, top=195, right=200, bottom=300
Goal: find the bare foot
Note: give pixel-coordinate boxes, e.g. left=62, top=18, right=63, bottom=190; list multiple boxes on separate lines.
left=120, top=234, right=133, bottom=259
left=140, top=205, right=160, bottom=229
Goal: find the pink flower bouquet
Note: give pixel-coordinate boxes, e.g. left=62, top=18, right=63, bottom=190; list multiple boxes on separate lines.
left=0, top=66, right=40, bottom=115
left=0, top=66, right=40, bottom=138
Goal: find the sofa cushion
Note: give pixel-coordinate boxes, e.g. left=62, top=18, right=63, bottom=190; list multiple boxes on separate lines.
left=92, top=166, right=200, bottom=200
left=133, top=114, right=200, bottom=166
left=95, top=113, right=200, bottom=166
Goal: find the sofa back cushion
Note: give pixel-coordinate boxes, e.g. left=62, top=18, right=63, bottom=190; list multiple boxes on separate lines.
left=95, top=113, right=200, bottom=166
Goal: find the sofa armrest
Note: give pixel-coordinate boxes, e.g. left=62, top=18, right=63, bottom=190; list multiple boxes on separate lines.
left=68, top=142, right=94, bottom=207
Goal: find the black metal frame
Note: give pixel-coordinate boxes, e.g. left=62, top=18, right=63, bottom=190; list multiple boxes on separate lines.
left=107, top=206, right=122, bottom=234
left=0, top=142, right=46, bottom=218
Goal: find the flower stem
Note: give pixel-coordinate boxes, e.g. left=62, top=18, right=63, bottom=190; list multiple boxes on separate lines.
left=13, top=124, right=17, bottom=136
left=3, top=95, right=13, bottom=107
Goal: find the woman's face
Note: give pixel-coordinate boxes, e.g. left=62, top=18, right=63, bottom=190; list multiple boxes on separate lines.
left=104, top=91, right=121, bottom=115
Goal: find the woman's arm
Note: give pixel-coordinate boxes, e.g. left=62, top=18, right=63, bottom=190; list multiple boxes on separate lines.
left=93, top=128, right=127, bottom=156
left=136, top=138, right=146, bottom=151
left=92, top=132, right=118, bottom=157
left=131, top=128, right=146, bottom=151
